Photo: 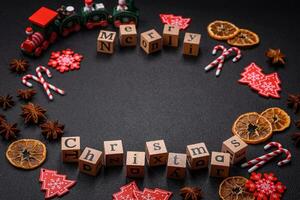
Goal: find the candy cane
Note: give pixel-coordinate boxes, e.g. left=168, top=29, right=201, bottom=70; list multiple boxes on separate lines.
left=22, top=66, right=65, bottom=100
left=204, top=45, right=242, bottom=77
left=241, top=142, right=291, bottom=173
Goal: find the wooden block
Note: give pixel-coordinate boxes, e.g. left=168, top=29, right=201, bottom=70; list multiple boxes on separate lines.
left=140, top=29, right=162, bottom=54
left=97, top=30, right=116, bottom=54
left=221, top=135, right=248, bottom=164
left=167, top=153, right=187, bottom=179
left=163, top=24, right=180, bottom=47
left=186, top=142, right=210, bottom=170
left=126, top=151, right=145, bottom=178
left=209, top=152, right=230, bottom=178
left=119, top=24, right=137, bottom=47
left=79, top=147, right=103, bottom=176
left=145, top=140, right=168, bottom=167
left=61, top=136, right=80, bottom=162
left=103, top=140, right=124, bottom=166
left=183, top=32, right=201, bottom=56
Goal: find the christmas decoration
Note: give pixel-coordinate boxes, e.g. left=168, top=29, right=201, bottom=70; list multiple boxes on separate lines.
left=159, top=14, right=191, bottom=30
left=245, top=172, right=286, bottom=200
left=265, top=48, right=285, bottom=65
left=180, top=186, right=203, bottom=200
left=0, top=121, right=20, bottom=141
left=48, top=49, right=83, bottom=73
left=22, top=66, right=65, bottom=100
left=17, top=89, right=37, bottom=101
left=39, top=168, right=76, bottom=199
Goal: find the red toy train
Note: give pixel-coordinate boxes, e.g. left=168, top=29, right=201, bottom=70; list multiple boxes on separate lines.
left=20, top=0, right=139, bottom=57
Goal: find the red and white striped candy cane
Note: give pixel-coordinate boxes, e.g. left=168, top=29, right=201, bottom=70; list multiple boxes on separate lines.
left=205, top=45, right=226, bottom=72
left=205, top=45, right=242, bottom=77
left=277, top=148, right=291, bottom=166
left=248, top=148, right=291, bottom=172
left=264, top=141, right=283, bottom=150
left=22, top=66, right=65, bottom=100
left=241, top=148, right=282, bottom=168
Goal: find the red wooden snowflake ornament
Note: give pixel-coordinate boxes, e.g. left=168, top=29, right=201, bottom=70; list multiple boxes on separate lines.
left=159, top=14, right=191, bottom=30
left=245, top=172, right=286, bottom=200
left=48, top=49, right=83, bottom=73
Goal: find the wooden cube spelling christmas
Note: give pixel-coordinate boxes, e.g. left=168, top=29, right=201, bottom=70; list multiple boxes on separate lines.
left=145, top=140, right=168, bottom=167
left=221, top=135, right=248, bottom=164
left=167, top=153, right=187, bottom=179
left=183, top=32, right=201, bottom=56
left=140, top=29, right=162, bottom=54
left=103, top=140, right=124, bottom=166
left=61, top=136, right=81, bottom=162
left=97, top=30, right=116, bottom=54
left=186, top=142, right=210, bottom=170
left=209, top=151, right=230, bottom=178
left=119, top=24, right=137, bottom=47
left=79, top=147, right=103, bottom=176
left=126, top=151, right=145, bottom=178
left=163, top=24, right=180, bottom=47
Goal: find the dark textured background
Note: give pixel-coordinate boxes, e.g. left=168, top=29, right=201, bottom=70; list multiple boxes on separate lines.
left=0, top=0, right=299, bottom=199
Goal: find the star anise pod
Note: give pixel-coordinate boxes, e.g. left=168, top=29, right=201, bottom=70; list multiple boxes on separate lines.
left=0, top=121, right=20, bottom=140
left=287, top=93, right=300, bottom=113
left=291, top=132, right=300, bottom=147
left=265, top=48, right=285, bottom=65
left=40, top=120, right=64, bottom=140
left=17, top=89, right=37, bottom=101
left=21, top=102, right=47, bottom=124
left=180, top=186, right=203, bottom=200
left=9, top=59, right=29, bottom=73
left=0, top=95, right=15, bottom=110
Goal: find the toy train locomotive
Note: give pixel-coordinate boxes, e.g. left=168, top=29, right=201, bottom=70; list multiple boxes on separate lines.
left=20, top=0, right=139, bottom=57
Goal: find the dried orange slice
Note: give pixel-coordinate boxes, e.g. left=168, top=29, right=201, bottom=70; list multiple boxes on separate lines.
left=207, top=20, right=240, bottom=40
left=261, top=107, right=291, bottom=132
left=6, top=139, right=46, bottom=170
left=232, top=112, right=273, bottom=144
left=219, top=176, right=254, bottom=200
left=227, top=29, right=260, bottom=47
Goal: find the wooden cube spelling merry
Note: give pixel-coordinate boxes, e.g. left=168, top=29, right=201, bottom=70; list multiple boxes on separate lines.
left=183, top=32, right=201, bottom=56
left=163, top=24, right=180, bottom=47
left=61, top=136, right=81, bottom=162
left=119, top=24, right=137, bottom=47
left=103, top=140, right=124, bottom=166
left=186, top=142, right=210, bottom=170
left=79, top=147, right=103, bottom=176
left=126, top=151, right=145, bottom=178
left=145, top=140, right=168, bottom=167
left=167, top=153, right=187, bottom=179
left=221, top=135, right=248, bottom=164
left=209, top=152, right=230, bottom=178
left=140, top=29, right=162, bottom=54
left=97, top=30, right=117, bottom=54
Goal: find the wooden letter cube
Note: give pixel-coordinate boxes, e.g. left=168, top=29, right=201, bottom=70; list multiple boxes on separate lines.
left=61, top=136, right=80, bottom=162
left=167, top=153, right=187, bottom=179
left=126, top=151, right=145, bottom=178
left=79, top=147, right=103, bottom=176
left=209, top=152, right=230, bottom=178
left=163, top=24, right=180, bottom=47
left=183, top=32, right=201, bottom=56
left=97, top=30, right=116, bottom=54
left=145, top=140, right=168, bottom=167
left=103, top=140, right=124, bottom=166
left=221, top=135, right=248, bottom=164
left=119, top=24, right=137, bottom=47
left=186, top=142, right=210, bottom=170
left=140, top=29, right=162, bottom=54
